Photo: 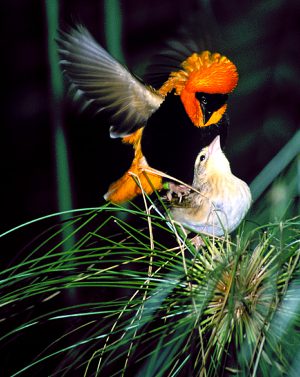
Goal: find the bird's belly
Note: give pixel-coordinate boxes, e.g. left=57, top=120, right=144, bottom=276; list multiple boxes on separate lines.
left=209, top=186, right=251, bottom=234
left=172, top=184, right=251, bottom=236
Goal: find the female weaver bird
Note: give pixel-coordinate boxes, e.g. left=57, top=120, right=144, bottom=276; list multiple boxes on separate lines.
left=57, top=25, right=239, bottom=203
left=168, top=135, right=252, bottom=236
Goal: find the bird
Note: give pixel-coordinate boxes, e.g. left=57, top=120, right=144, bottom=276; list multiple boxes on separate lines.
left=168, top=135, right=252, bottom=237
left=57, top=25, right=239, bottom=203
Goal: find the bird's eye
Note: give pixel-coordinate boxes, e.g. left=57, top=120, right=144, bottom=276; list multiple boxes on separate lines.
left=201, top=96, right=207, bottom=105
left=200, top=154, right=206, bottom=162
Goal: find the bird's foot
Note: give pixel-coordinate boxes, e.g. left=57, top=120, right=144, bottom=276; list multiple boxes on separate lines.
left=189, top=235, right=204, bottom=249
left=166, top=182, right=191, bottom=203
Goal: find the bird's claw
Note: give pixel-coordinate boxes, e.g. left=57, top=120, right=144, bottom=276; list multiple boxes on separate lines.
left=166, top=182, right=191, bottom=203
left=190, top=235, right=204, bottom=249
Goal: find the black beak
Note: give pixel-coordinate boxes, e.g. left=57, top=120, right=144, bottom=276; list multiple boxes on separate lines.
left=195, top=92, right=228, bottom=124
left=201, top=105, right=212, bottom=124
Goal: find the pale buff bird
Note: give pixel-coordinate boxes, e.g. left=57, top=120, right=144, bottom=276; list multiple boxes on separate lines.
left=168, top=136, right=252, bottom=237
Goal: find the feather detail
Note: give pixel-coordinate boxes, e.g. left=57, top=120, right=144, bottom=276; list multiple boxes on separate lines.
left=57, top=25, right=164, bottom=138
left=104, top=128, right=162, bottom=202
left=158, top=51, right=238, bottom=127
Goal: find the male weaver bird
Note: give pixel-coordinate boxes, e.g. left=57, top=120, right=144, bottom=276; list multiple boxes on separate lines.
left=168, top=135, right=252, bottom=236
left=57, top=25, right=239, bottom=203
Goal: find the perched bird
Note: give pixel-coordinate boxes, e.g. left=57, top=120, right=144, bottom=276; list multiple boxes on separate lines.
left=57, top=25, right=239, bottom=203
left=168, top=135, right=251, bottom=236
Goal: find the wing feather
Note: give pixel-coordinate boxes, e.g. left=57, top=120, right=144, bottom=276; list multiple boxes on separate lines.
left=57, top=25, right=164, bottom=138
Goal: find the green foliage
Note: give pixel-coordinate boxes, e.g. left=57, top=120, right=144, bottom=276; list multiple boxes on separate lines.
left=45, top=0, right=74, bottom=242
left=0, top=191, right=299, bottom=376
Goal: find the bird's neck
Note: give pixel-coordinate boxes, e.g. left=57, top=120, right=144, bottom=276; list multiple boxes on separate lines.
left=193, top=166, right=232, bottom=188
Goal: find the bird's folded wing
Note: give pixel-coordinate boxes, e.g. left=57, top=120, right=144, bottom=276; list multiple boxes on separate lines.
left=57, top=25, right=164, bottom=138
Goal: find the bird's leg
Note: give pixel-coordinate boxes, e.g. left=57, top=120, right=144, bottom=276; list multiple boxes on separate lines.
left=166, top=182, right=191, bottom=202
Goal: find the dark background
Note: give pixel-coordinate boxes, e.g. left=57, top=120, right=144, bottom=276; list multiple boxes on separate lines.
left=0, top=1, right=299, bottom=375
left=2, top=0, right=300, bottom=233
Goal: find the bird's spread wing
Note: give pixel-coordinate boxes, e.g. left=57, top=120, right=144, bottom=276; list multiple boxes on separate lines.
left=57, top=25, right=164, bottom=138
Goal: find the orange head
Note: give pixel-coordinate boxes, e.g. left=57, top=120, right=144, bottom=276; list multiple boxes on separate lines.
left=158, top=51, right=238, bottom=127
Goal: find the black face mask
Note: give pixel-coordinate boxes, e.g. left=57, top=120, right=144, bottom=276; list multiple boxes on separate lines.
left=195, top=92, right=228, bottom=124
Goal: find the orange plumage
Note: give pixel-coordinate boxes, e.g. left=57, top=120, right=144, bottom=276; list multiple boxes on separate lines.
left=159, top=51, right=238, bottom=127
left=104, top=128, right=163, bottom=203
left=58, top=27, right=238, bottom=204
left=104, top=52, right=238, bottom=202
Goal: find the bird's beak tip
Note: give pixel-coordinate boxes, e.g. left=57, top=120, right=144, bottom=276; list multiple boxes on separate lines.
left=208, top=135, right=221, bottom=155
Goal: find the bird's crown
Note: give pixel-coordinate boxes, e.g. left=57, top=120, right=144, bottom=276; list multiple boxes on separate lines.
left=158, top=51, right=238, bottom=96
left=158, top=51, right=238, bottom=128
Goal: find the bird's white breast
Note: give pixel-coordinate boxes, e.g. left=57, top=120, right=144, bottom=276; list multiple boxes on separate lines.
left=209, top=177, right=252, bottom=235
left=171, top=175, right=252, bottom=237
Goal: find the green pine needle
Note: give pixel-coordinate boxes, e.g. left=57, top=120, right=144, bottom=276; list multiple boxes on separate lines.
left=0, top=187, right=299, bottom=376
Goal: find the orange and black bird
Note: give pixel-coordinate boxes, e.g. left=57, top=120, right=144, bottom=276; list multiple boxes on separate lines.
left=57, top=25, right=238, bottom=203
